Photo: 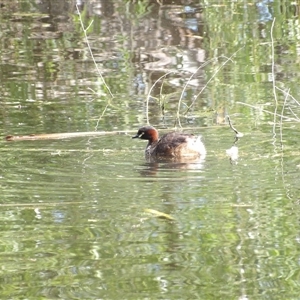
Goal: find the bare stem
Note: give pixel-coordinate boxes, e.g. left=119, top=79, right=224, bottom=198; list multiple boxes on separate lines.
left=95, top=102, right=110, bottom=130
left=184, top=47, right=244, bottom=116
left=270, top=18, right=277, bottom=141
left=174, top=47, right=244, bottom=129
left=145, top=71, right=174, bottom=125
left=227, top=115, right=243, bottom=137
left=279, top=88, right=289, bottom=148
left=76, top=4, right=113, bottom=99
left=236, top=101, right=299, bottom=122
left=177, top=59, right=213, bottom=114
left=275, top=86, right=300, bottom=106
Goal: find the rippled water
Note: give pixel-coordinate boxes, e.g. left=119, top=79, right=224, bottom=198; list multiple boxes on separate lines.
left=1, top=0, right=300, bottom=299
left=1, top=124, right=300, bottom=299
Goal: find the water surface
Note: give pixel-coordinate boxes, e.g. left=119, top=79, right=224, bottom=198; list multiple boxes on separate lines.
left=1, top=0, right=300, bottom=299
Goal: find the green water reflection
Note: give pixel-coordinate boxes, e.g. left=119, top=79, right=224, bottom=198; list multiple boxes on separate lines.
left=1, top=0, right=300, bottom=299
left=1, top=127, right=300, bottom=299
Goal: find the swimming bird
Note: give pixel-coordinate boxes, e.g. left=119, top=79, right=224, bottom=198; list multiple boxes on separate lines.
left=132, top=126, right=206, bottom=159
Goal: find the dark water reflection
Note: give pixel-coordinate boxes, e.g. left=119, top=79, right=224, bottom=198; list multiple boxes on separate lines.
left=1, top=0, right=300, bottom=299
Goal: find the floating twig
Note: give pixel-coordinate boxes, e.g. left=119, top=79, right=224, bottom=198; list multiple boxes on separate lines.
left=5, top=130, right=130, bottom=141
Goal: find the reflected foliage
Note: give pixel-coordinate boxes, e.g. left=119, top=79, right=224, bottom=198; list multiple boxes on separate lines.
left=1, top=0, right=300, bottom=299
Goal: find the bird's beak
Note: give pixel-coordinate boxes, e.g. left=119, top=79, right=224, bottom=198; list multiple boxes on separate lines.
left=132, top=132, right=144, bottom=139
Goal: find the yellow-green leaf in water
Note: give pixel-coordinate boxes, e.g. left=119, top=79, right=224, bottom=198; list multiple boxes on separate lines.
left=144, top=209, right=175, bottom=221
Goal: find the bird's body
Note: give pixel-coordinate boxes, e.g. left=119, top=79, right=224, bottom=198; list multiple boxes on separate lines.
left=133, top=126, right=206, bottom=160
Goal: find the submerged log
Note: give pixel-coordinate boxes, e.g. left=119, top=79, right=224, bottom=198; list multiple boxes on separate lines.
left=5, top=131, right=129, bottom=141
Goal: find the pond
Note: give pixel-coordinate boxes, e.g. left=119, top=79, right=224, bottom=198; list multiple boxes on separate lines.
left=1, top=0, right=300, bottom=299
